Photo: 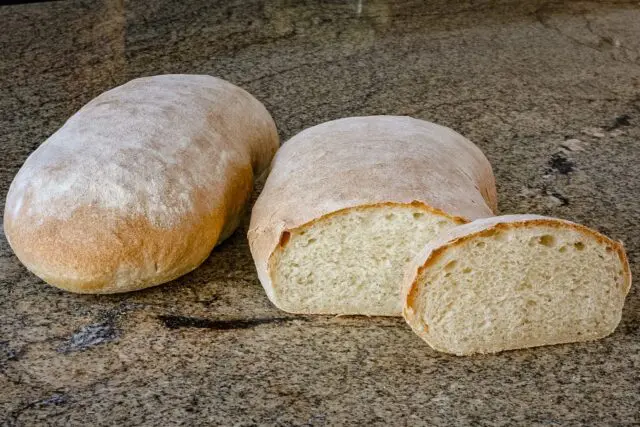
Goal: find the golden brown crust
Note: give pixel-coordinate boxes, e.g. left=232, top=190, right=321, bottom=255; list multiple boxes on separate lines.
left=4, top=186, right=229, bottom=293
left=4, top=75, right=279, bottom=293
left=403, top=215, right=632, bottom=350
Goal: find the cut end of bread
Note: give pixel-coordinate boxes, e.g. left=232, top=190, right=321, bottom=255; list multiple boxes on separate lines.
left=268, top=203, right=464, bottom=316
left=404, top=215, right=631, bottom=355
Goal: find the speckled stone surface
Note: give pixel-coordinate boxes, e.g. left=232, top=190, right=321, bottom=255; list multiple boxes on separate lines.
left=1, top=0, right=639, bottom=425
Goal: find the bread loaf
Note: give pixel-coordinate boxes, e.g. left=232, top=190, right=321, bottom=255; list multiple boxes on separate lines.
left=4, top=75, right=279, bottom=293
left=248, top=116, right=497, bottom=316
left=403, top=214, right=632, bottom=355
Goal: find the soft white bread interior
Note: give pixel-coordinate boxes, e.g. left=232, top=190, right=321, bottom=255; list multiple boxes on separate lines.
left=249, top=116, right=497, bottom=316
left=4, top=75, right=279, bottom=293
left=272, top=203, right=463, bottom=315
left=403, top=214, right=632, bottom=355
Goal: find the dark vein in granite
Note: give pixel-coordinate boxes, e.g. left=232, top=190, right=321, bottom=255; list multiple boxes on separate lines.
left=4, top=391, right=69, bottom=427
left=534, top=3, right=603, bottom=53
left=548, top=153, right=575, bottom=175
left=604, top=114, right=632, bottom=131
left=550, top=192, right=570, bottom=207
left=0, top=340, right=24, bottom=362
left=156, top=314, right=407, bottom=331
left=157, top=315, right=305, bottom=330
left=57, top=321, right=119, bottom=353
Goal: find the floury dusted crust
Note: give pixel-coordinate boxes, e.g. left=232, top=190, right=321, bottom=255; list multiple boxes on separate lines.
left=4, top=75, right=279, bottom=293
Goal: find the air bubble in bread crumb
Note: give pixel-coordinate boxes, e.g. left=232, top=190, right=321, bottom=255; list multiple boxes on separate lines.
left=539, top=235, right=555, bottom=247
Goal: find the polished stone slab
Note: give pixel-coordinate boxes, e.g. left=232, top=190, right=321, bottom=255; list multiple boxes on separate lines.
left=1, top=0, right=639, bottom=425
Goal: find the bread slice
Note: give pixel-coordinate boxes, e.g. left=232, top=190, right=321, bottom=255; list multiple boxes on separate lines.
left=248, top=116, right=497, bottom=316
left=403, top=214, right=632, bottom=355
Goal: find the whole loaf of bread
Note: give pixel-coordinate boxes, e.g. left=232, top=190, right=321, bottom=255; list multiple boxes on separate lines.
left=4, top=75, right=279, bottom=293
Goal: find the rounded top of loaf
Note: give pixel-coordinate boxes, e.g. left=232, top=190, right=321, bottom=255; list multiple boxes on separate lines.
left=252, top=115, right=497, bottom=228
left=5, top=74, right=278, bottom=229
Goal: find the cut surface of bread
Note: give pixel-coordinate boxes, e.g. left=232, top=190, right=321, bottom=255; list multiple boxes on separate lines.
left=271, top=203, right=463, bottom=316
left=403, top=215, right=632, bottom=355
left=248, top=116, right=497, bottom=316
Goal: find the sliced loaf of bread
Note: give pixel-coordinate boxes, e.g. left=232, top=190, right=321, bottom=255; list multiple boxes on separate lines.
left=403, top=214, right=632, bottom=355
left=248, top=116, right=497, bottom=316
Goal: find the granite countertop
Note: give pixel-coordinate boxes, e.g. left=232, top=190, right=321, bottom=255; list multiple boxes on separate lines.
left=1, top=0, right=639, bottom=425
